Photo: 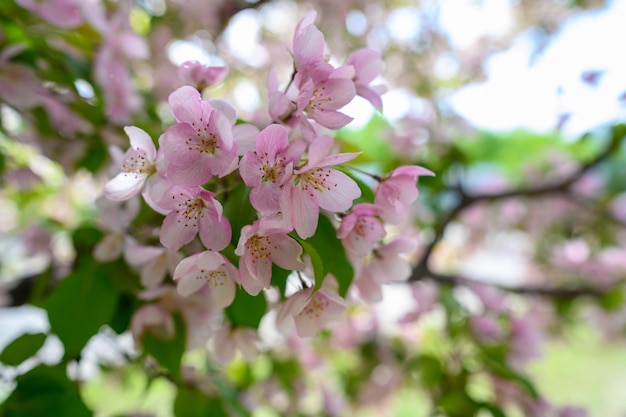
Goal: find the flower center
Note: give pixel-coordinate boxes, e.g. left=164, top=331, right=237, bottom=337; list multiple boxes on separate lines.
left=247, top=234, right=271, bottom=260
left=123, top=149, right=155, bottom=175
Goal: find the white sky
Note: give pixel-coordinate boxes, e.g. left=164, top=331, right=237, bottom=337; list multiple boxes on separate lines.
left=450, top=0, right=626, bottom=137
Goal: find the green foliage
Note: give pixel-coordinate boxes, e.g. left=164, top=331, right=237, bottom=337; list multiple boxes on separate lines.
left=337, top=114, right=396, bottom=171
left=222, top=183, right=258, bottom=246
left=0, top=333, right=47, bottom=366
left=270, top=264, right=291, bottom=297
left=301, top=215, right=354, bottom=297
left=225, top=287, right=267, bottom=329
left=173, top=386, right=228, bottom=417
left=0, top=364, right=91, bottom=417
left=455, top=129, right=598, bottom=182
left=44, top=265, right=119, bottom=359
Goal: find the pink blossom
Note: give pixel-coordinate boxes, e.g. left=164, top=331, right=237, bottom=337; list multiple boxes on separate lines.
left=293, top=11, right=325, bottom=71
left=130, top=304, right=175, bottom=346
left=0, top=46, right=41, bottom=108
left=235, top=218, right=305, bottom=296
left=93, top=12, right=148, bottom=123
left=93, top=196, right=140, bottom=262
left=294, top=62, right=356, bottom=131
left=276, top=282, right=346, bottom=337
left=161, top=86, right=238, bottom=185
left=103, top=126, right=158, bottom=201
left=17, top=0, right=82, bottom=28
left=178, top=61, right=228, bottom=89
left=211, top=326, right=259, bottom=364
left=281, top=136, right=361, bottom=239
left=267, top=68, right=296, bottom=123
left=374, top=165, right=434, bottom=224
left=124, top=238, right=182, bottom=289
left=353, top=237, right=416, bottom=302
left=471, top=316, right=503, bottom=341
left=158, top=185, right=231, bottom=252
left=337, top=203, right=386, bottom=260
left=173, top=251, right=237, bottom=308
left=345, top=48, right=385, bottom=110
left=239, top=124, right=305, bottom=214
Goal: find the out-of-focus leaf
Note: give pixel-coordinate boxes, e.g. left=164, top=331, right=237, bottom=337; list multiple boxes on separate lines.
left=0, top=333, right=47, bottom=366
left=337, top=114, right=395, bottom=170
left=44, top=264, right=119, bottom=358
left=302, top=215, right=353, bottom=296
left=222, top=182, right=258, bottom=246
left=225, top=287, right=267, bottom=329
left=270, top=264, right=291, bottom=298
left=477, top=402, right=507, bottom=417
left=410, top=354, right=445, bottom=388
left=599, top=286, right=624, bottom=311
left=142, top=314, right=186, bottom=377
left=439, top=390, right=477, bottom=417
left=297, top=238, right=325, bottom=292
left=174, top=386, right=229, bottom=417
left=0, top=364, right=91, bottom=417
left=483, top=356, right=539, bottom=399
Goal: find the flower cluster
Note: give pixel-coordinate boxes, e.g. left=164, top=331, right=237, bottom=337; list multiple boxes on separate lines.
left=101, top=11, right=432, bottom=349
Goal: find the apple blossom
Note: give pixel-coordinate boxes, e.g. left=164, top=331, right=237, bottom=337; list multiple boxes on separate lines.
left=345, top=48, right=385, bottom=111
left=374, top=165, right=435, bottom=224
left=158, top=185, right=231, bottom=252
left=235, top=217, right=305, bottom=296
left=281, top=136, right=361, bottom=238
left=239, top=124, right=305, bottom=213
left=337, top=203, right=386, bottom=260
left=103, top=126, right=158, bottom=201
left=172, top=251, right=238, bottom=309
left=161, top=86, right=238, bottom=185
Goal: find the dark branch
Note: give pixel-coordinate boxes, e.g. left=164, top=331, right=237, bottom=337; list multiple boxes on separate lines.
left=411, top=266, right=608, bottom=300
left=411, top=128, right=624, bottom=298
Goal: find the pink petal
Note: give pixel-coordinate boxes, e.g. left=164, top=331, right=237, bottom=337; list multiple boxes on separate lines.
left=198, top=210, right=231, bottom=251
left=282, top=185, right=319, bottom=239
left=315, top=169, right=361, bottom=212
left=160, top=212, right=197, bottom=251
left=168, top=85, right=209, bottom=124
left=124, top=126, right=156, bottom=160
left=269, top=235, right=305, bottom=271
left=233, top=123, right=260, bottom=155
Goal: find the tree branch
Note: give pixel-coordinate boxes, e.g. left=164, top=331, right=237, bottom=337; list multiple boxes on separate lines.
left=411, top=265, right=608, bottom=299
left=411, top=128, right=624, bottom=298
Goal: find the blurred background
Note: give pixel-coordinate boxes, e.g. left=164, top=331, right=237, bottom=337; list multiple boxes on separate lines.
left=1, top=0, right=625, bottom=416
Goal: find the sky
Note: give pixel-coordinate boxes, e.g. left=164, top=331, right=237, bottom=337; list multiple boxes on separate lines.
left=449, top=0, right=626, bottom=138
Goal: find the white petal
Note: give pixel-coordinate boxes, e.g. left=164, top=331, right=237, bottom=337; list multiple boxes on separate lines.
left=103, top=172, right=147, bottom=201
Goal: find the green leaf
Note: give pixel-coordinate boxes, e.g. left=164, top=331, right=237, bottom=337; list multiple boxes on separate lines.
left=411, top=354, right=445, bottom=388
left=297, top=238, right=325, bottom=292
left=302, top=215, right=354, bottom=297
left=174, top=386, right=229, bottom=417
left=44, top=264, right=119, bottom=358
left=270, top=264, right=291, bottom=298
left=225, top=287, right=267, bottom=329
left=477, top=402, right=507, bottom=417
left=483, top=356, right=539, bottom=399
left=599, top=286, right=624, bottom=311
left=142, top=314, right=186, bottom=377
left=0, top=333, right=47, bottom=366
left=0, top=364, right=91, bottom=417
left=222, top=183, right=258, bottom=246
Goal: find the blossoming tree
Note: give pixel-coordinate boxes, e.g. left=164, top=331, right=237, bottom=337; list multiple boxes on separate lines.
left=0, top=1, right=624, bottom=416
